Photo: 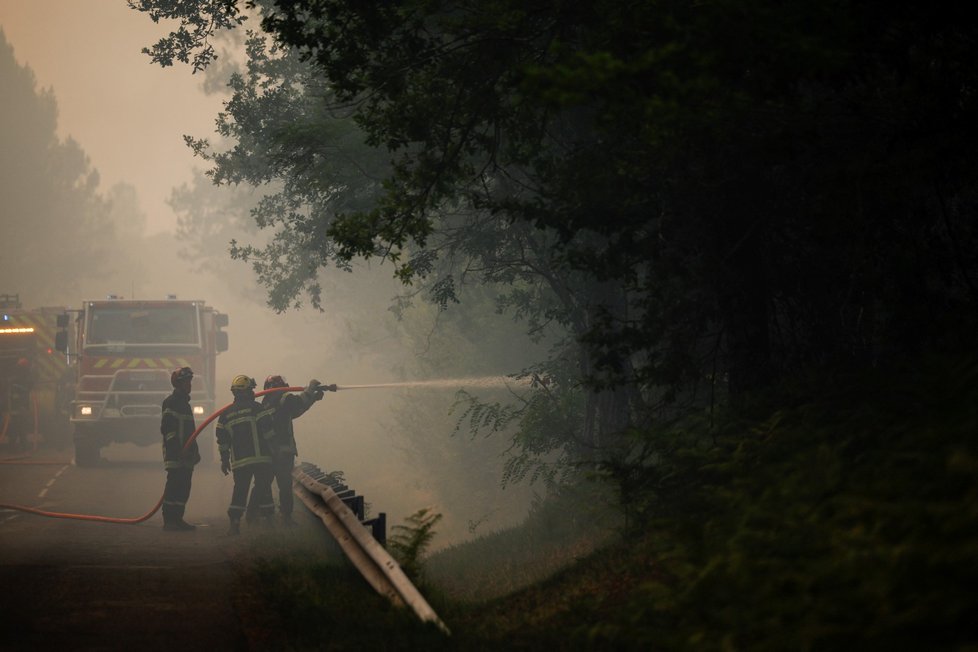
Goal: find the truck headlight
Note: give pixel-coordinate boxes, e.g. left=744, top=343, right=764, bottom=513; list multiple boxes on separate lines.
left=193, top=406, right=205, bottom=415
left=80, top=406, right=93, bottom=416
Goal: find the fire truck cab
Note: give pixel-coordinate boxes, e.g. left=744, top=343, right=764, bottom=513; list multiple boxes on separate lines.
left=61, top=297, right=228, bottom=466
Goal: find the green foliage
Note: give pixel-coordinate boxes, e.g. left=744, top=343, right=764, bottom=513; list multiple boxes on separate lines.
left=128, top=0, right=247, bottom=73
left=180, top=28, right=390, bottom=311
left=137, top=0, right=978, bottom=397
left=388, top=507, right=443, bottom=583
left=241, top=352, right=977, bottom=649
left=426, top=482, right=622, bottom=602
left=584, top=355, right=978, bottom=649
left=376, top=280, right=554, bottom=533
left=133, top=1, right=978, bottom=514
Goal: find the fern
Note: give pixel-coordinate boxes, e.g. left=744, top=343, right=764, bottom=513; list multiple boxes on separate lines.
left=388, top=508, right=444, bottom=582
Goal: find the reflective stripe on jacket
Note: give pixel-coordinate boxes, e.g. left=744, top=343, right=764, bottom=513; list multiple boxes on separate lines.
left=161, top=389, right=201, bottom=469
left=216, top=399, right=277, bottom=469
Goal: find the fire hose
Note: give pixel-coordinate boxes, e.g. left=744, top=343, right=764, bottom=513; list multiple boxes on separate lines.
left=0, top=385, right=328, bottom=524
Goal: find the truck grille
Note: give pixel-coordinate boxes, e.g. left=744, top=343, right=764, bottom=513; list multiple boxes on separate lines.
left=121, top=405, right=162, bottom=417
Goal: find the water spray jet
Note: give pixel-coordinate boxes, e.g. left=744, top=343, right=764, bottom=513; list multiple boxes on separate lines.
left=334, top=376, right=531, bottom=391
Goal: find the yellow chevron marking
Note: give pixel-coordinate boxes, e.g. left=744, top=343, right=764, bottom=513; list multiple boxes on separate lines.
left=94, top=359, right=108, bottom=369
left=127, top=359, right=142, bottom=368
left=160, top=358, right=173, bottom=368
left=177, top=358, right=190, bottom=367
left=111, top=359, right=125, bottom=369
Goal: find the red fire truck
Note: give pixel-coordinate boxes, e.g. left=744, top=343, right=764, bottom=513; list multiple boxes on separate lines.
left=1, top=294, right=74, bottom=451
left=58, top=297, right=229, bottom=466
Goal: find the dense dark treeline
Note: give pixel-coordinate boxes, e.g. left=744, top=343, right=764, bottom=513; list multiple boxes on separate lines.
left=130, top=3, right=978, bottom=646
left=127, top=0, right=978, bottom=518
left=136, top=1, right=977, bottom=407
left=261, top=1, right=975, bottom=395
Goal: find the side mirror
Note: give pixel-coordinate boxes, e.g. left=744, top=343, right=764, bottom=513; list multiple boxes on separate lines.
left=215, top=313, right=229, bottom=328
left=56, top=313, right=70, bottom=328
left=55, top=331, right=68, bottom=353
left=216, top=331, right=229, bottom=353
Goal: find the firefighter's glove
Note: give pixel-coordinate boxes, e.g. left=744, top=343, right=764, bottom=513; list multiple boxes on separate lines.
left=306, top=379, right=325, bottom=402
left=220, top=455, right=231, bottom=476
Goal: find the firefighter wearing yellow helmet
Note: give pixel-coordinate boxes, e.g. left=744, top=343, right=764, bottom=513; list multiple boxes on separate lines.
left=216, top=374, right=277, bottom=535
left=159, top=366, right=200, bottom=531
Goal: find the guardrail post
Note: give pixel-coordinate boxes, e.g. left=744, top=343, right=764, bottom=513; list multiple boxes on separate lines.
left=363, top=512, right=386, bottom=546
left=295, top=462, right=381, bottom=542
left=292, top=465, right=448, bottom=634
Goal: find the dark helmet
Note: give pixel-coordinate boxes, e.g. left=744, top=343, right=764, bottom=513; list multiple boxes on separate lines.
left=263, top=374, right=288, bottom=390
left=170, top=366, right=194, bottom=387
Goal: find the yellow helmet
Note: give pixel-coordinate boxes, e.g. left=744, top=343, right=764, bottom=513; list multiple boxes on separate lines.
left=230, top=374, right=256, bottom=391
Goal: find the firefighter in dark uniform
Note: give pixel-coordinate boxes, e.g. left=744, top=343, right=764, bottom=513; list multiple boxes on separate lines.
left=217, top=374, right=277, bottom=535
left=7, top=357, right=33, bottom=451
left=250, top=375, right=325, bottom=526
left=160, top=366, right=200, bottom=531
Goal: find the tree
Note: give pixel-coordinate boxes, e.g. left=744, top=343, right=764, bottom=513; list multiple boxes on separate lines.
left=136, top=14, right=626, bottom=474
left=131, top=0, right=978, bottom=448
left=179, top=28, right=392, bottom=311
left=0, top=30, right=116, bottom=305
left=255, top=0, right=978, bottom=393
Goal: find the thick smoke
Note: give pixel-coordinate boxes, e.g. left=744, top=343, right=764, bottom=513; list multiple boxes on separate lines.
left=0, top=5, right=538, bottom=547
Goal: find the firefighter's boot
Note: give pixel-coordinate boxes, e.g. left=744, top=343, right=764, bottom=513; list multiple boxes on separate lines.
left=227, top=518, right=241, bottom=536
left=245, top=502, right=259, bottom=525
left=163, top=503, right=196, bottom=531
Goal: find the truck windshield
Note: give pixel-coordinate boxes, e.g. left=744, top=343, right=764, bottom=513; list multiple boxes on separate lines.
left=88, top=306, right=199, bottom=347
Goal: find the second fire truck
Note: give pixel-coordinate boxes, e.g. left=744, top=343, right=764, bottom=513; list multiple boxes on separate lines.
left=1, top=294, right=73, bottom=450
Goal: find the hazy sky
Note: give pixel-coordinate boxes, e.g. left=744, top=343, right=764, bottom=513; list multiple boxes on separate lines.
left=0, top=0, right=225, bottom=235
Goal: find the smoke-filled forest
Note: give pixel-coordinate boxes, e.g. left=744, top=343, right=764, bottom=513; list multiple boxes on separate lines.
left=3, top=0, right=978, bottom=649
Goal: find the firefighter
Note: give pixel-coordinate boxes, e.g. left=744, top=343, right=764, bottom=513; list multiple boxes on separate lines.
left=6, top=357, right=34, bottom=451
left=160, top=366, right=201, bottom=531
left=248, top=375, right=325, bottom=527
left=217, top=374, right=277, bottom=535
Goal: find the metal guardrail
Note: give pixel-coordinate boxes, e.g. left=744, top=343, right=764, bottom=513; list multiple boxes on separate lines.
left=292, top=462, right=450, bottom=635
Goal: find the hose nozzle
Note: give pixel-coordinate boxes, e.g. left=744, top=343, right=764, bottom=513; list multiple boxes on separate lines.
left=324, top=383, right=338, bottom=392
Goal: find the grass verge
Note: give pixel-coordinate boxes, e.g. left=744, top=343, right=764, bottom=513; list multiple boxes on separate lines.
left=235, top=354, right=978, bottom=650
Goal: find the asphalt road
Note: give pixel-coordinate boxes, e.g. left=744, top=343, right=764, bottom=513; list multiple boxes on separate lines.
left=0, top=443, right=331, bottom=651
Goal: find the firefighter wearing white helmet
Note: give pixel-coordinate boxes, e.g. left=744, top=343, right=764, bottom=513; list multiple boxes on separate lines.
left=216, top=374, right=277, bottom=535
left=159, top=366, right=200, bottom=531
